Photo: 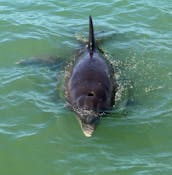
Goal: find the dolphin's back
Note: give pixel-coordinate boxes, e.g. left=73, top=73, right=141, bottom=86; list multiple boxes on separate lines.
left=67, top=16, right=114, bottom=110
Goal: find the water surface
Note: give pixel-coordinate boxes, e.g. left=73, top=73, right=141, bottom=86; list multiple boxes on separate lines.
left=0, top=0, right=172, bottom=174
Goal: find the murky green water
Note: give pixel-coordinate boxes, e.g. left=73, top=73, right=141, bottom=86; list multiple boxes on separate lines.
left=0, top=0, right=172, bottom=174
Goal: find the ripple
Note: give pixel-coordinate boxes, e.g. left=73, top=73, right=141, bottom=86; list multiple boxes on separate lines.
left=0, top=1, right=172, bottom=175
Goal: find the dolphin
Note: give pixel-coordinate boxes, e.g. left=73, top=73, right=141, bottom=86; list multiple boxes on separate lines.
left=65, top=16, right=117, bottom=137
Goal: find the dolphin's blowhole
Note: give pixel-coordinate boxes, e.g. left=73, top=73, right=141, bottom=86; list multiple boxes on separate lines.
left=87, top=91, right=95, bottom=96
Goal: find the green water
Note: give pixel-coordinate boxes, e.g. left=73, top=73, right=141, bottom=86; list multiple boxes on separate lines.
left=0, top=0, right=172, bottom=174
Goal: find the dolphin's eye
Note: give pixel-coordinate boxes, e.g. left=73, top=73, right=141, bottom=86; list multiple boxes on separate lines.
left=87, top=91, right=95, bottom=96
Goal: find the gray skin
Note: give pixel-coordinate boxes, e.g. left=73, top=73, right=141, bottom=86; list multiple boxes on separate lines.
left=66, top=16, right=117, bottom=137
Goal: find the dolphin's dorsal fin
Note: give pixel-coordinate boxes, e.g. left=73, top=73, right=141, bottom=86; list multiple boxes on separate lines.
left=88, top=16, right=95, bottom=58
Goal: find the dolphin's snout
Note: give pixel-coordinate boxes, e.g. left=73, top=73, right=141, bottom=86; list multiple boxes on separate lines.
left=82, top=124, right=95, bottom=137
left=79, top=115, right=100, bottom=137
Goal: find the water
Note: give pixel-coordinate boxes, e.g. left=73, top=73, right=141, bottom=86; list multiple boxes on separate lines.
left=0, top=0, right=172, bottom=174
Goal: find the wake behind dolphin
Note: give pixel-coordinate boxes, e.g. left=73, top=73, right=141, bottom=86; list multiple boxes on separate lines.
left=65, top=16, right=118, bottom=137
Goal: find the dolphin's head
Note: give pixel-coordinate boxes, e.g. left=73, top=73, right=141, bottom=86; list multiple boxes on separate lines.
left=76, top=111, right=100, bottom=137
left=73, top=90, right=108, bottom=137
